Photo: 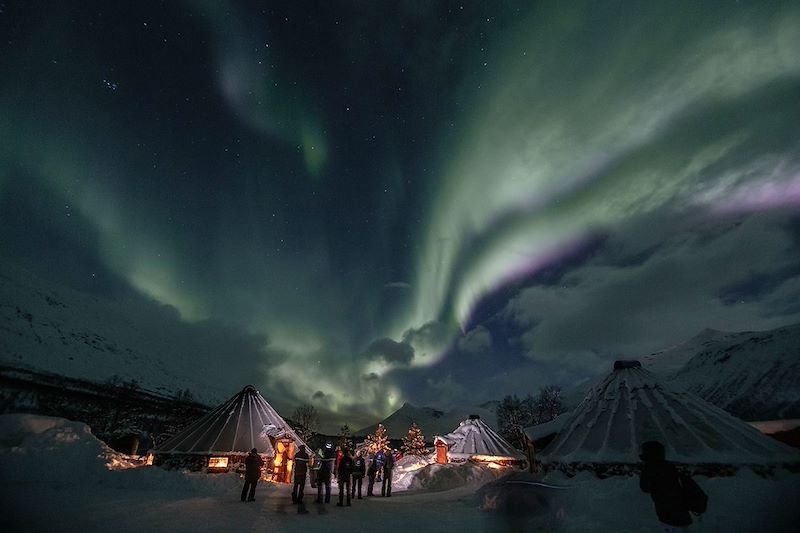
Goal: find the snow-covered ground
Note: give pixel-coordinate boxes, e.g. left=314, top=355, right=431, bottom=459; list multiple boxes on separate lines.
left=2, top=414, right=798, bottom=532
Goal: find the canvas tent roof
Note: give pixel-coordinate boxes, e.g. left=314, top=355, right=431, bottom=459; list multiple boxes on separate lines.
left=153, top=385, right=308, bottom=456
left=540, top=361, right=800, bottom=465
left=435, top=416, right=524, bottom=460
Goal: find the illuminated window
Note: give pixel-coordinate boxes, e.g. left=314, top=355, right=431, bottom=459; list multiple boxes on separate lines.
left=208, top=456, right=229, bottom=468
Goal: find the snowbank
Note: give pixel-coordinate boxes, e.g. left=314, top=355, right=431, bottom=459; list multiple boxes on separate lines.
left=406, top=461, right=509, bottom=492
left=0, top=414, right=240, bottom=495
left=392, top=453, right=436, bottom=491
left=0, top=413, right=123, bottom=486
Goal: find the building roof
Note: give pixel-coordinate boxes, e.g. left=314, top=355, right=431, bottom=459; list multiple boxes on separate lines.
left=540, top=361, right=800, bottom=465
left=435, top=416, right=524, bottom=460
left=153, top=385, right=308, bottom=455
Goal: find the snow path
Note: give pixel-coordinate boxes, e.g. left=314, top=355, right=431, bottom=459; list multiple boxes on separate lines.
left=5, top=481, right=500, bottom=533
left=5, top=471, right=800, bottom=533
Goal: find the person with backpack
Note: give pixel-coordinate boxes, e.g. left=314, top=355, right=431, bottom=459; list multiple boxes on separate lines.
left=640, top=441, right=706, bottom=532
left=351, top=450, right=366, bottom=499
left=336, top=448, right=354, bottom=507
left=381, top=447, right=394, bottom=497
left=241, top=448, right=264, bottom=502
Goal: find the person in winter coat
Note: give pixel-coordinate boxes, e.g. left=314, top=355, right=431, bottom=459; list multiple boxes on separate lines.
left=366, top=455, right=377, bottom=496
left=292, top=446, right=309, bottom=508
left=335, top=445, right=343, bottom=476
left=241, top=448, right=264, bottom=502
left=381, top=448, right=394, bottom=497
left=639, top=441, right=692, bottom=532
left=336, top=448, right=354, bottom=507
left=351, top=450, right=366, bottom=499
left=315, top=443, right=334, bottom=504
left=374, top=448, right=386, bottom=482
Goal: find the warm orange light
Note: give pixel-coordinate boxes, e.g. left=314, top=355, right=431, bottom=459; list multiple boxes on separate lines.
left=274, top=455, right=282, bottom=466
left=208, top=456, right=229, bottom=468
left=145, top=453, right=154, bottom=466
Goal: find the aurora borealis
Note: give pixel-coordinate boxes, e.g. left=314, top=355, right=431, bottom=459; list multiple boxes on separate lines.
left=2, top=1, right=800, bottom=431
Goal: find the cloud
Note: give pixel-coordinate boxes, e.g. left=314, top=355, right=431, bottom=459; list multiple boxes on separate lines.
left=400, top=320, right=453, bottom=366
left=364, top=338, right=415, bottom=366
left=456, top=326, right=492, bottom=356
left=425, top=374, right=466, bottom=407
left=502, top=212, right=800, bottom=371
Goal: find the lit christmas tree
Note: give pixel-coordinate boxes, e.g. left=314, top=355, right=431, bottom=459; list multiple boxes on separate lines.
left=401, top=423, right=429, bottom=456
left=337, top=424, right=354, bottom=452
left=365, top=423, right=390, bottom=454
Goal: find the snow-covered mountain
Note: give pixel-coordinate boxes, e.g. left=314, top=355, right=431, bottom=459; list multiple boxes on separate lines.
left=644, top=323, right=800, bottom=421
left=356, top=402, right=498, bottom=439
left=640, top=328, right=755, bottom=377
left=0, top=260, right=233, bottom=405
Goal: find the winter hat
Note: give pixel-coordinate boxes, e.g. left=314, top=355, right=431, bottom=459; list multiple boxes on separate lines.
left=639, top=441, right=665, bottom=462
left=251, top=447, right=258, bottom=454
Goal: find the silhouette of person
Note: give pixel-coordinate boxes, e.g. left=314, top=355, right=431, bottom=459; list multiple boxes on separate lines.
left=315, top=443, right=334, bottom=503
left=241, top=448, right=264, bottom=502
left=366, top=453, right=377, bottom=496
left=337, top=448, right=354, bottom=507
left=381, top=448, right=394, bottom=497
left=351, top=450, right=366, bottom=499
left=639, top=441, right=692, bottom=532
left=292, top=445, right=310, bottom=513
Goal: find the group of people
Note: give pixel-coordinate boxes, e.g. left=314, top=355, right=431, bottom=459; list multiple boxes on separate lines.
left=285, top=443, right=397, bottom=513
left=241, top=443, right=398, bottom=511
left=246, top=439, right=705, bottom=530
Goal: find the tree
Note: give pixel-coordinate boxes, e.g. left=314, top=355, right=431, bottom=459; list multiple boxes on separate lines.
left=291, top=404, right=319, bottom=442
left=401, top=423, right=429, bottom=456
left=365, top=423, right=390, bottom=454
left=496, top=395, right=534, bottom=449
left=533, top=386, right=564, bottom=425
left=337, top=424, right=354, bottom=452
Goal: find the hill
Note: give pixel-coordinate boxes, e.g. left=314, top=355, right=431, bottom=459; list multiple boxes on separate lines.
left=0, top=260, right=235, bottom=405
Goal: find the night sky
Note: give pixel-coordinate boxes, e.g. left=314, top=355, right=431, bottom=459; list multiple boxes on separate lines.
left=2, top=1, right=800, bottom=431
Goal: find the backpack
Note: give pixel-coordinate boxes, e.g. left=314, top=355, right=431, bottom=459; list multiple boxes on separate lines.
left=375, top=451, right=385, bottom=469
left=679, top=474, right=708, bottom=514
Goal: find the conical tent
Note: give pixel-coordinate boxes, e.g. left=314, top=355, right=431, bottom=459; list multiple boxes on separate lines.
left=152, top=385, right=310, bottom=479
left=434, top=415, right=525, bottom=463
left=541, top=361, right=800, bottom=466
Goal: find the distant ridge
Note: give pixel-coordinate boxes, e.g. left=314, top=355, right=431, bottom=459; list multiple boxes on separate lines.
left=644, top=322, right=800, bottom=421
left=355, top=401, right=497, bottom=439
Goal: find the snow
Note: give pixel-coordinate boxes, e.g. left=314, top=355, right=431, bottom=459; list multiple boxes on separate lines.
left=524, top=412, right=570, bottom=441
left=392, top=453, right=436, bottom=491
left=2, top=414, right=799, bottom=532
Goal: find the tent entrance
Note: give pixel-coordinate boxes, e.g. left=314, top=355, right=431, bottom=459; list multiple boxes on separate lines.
left=271, top=439, right=295, bottom=483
